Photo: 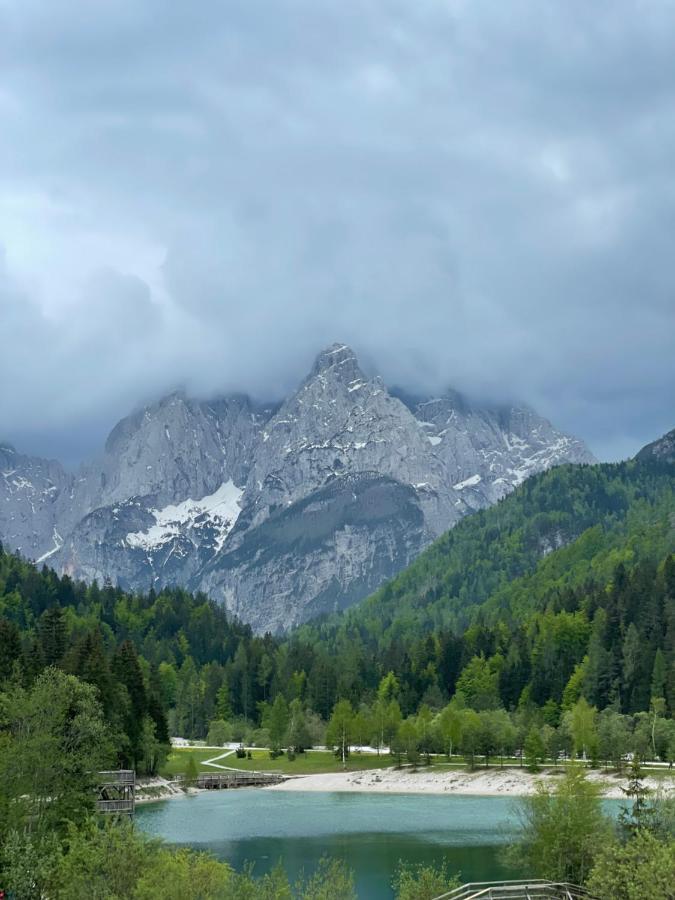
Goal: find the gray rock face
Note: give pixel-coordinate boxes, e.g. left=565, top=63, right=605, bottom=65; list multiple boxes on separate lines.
left=635, top=427, right=675, bottom=464
left=0, top=344, right=595, bottom=630
left=0, top=443, right=73, bottom=562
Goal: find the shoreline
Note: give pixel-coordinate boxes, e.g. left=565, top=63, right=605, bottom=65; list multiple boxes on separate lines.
left=264, top=764, right=674, bottom=800
left=138, top=766, right=674, bottom=804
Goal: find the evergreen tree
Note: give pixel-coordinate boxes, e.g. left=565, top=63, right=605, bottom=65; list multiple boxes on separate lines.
left=619, top=756, right=656, bottom=838
left=112, top=640, right=148, bottom=768
left=38, top=605, right=67, bottom=667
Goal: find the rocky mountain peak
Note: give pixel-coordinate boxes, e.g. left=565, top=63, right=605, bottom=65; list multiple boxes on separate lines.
left=309, top=343, right=365, bottom=384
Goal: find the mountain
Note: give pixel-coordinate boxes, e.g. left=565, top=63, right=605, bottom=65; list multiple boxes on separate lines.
left=636, top=427, right=675, bottom=465
left=0, top=343, right=594, bottom=631
left=302, top=442, right=674, bottom=651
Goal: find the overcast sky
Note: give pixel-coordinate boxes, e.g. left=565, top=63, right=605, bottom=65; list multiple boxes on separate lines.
left=1, top=0, right=674, bottom=466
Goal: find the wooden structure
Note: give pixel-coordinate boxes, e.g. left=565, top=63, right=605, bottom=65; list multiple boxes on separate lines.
left=176, top=771, right=285, bottom=790
left=96, top=769, right=135, bottom=816
left=433, top=882, right=595, bottom=900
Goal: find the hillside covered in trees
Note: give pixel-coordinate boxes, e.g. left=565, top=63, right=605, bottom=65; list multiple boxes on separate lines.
left=0, top=447, right=673, bottom=763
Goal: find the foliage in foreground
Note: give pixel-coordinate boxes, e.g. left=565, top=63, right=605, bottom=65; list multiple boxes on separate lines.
left=0, top=819, right=357, bottom=900
left=509, top=761, right=675, bottom=899
left=392, top=859, right=461, bottom=900
left=507, top=764, right=612, bottom=885
left=586, top=829, right=675, bottom=900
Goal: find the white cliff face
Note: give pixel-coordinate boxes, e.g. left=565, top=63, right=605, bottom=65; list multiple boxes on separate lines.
left=0, top=344, right=595, bottom=630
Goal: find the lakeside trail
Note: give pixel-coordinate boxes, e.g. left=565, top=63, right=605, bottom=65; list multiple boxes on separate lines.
left=264, top=765, right=675, bottom=799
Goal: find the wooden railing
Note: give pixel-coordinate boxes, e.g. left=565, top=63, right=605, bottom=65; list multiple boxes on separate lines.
left=97, top=769, right=135, bottom=785
left=96, top=799, right=135, bottom=814
left=433, top=881, right=595, bottom=900
left=96, top=769, right=135, bottom=816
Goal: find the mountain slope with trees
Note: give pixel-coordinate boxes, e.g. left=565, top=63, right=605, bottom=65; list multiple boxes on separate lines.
left=0, top=434, right=672, bottom=750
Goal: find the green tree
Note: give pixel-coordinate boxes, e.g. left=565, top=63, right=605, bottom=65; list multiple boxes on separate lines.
left=524, top=726, right=545, bottom=772
left=184, top=753, right=200, bottom=787
left=295, top=857, right=356, bottom=900
left=38, top=606, right=67, bottom=668
left=618, top=756, right=656, bottom=839
left=392, top=859, right=461, bottom=900
left=206, top=718, right=231, bottom=747
left=135, top=847, right=233, bottom=899
left=436, top=700, right=464, bottom=759
left=597, top=709, right=630, bottom=771
left=651, top=649, right=667, bottom=700
left=586, top=830, right=675, bottom=900
left=455, top=655, right=501, bottom=711
left=416, top=705, right=434, bottom=763
left=265, top=694, right=290, bottom=752
left=378, top=671, right=400, bottom=704
left=112, top=640, right=148, bottom=768
left=0, top=668, right=112, bottom=842
left=286, top=699, right=311, bottom=753
left=459, top=709, right=482, bottom=770
left=326, top=699, right=354, bottom=768
left=649, top=696, right=666, bottom=759
left=47, top=818, right=154, bottom=899
left=567, top=697, right=598, bottom=760
left=397, top=718, right=420, bottom=767
left=508, top=764, right=612, bottom=884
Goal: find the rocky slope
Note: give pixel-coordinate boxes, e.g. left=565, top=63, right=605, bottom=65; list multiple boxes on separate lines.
left=636, top=427, right=675, bottom=465
left=0, top=344, right=595, bottom=631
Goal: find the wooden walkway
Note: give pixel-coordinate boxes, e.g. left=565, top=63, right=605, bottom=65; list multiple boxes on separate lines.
left=176, top=771, right=285, bottom=789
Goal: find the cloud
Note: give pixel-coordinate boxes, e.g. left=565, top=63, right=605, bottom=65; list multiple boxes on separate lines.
left=1, top=0, right=674, bottom=464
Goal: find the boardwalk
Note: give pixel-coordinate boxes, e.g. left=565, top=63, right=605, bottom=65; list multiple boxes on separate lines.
left=188, top=771, right=285, bottom=789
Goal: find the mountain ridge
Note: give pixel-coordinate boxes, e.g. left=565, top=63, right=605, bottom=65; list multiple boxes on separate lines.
left=0, top=343, right=595, bottom=630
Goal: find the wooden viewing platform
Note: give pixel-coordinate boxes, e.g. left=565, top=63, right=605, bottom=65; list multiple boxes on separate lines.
left=176, top=771, right=285, bottom=789
left=96, top=769, right=135, bottom=816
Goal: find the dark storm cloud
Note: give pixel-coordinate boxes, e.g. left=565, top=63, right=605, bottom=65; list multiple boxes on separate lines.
left=1, top=0, right=674, bottom=463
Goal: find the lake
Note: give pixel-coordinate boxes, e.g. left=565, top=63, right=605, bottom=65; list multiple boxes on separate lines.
left=136, top=790, right=527, bottom=898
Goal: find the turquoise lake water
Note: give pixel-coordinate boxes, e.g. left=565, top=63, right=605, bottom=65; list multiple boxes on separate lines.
left=136, top=790, right=529, bottom=898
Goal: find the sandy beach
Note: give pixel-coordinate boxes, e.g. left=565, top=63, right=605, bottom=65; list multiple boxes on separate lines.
left=265, top=765, right=674, bottom=800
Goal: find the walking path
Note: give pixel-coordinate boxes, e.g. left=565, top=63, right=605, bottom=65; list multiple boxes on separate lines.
left=202, top=750, right=238, bottom=770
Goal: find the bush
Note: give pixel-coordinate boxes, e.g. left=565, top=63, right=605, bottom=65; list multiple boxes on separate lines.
left=392, top=859, right=460, bottom=900
left=506, top=764, right=612, bottom=884
left=586, top=831, right=675, bottom=899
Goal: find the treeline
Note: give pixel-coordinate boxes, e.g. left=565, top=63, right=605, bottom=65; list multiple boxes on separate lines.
left=0, top=547, right=673, bottom=764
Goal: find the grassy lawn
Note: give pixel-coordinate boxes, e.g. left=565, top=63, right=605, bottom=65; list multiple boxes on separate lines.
left=160, top=748, right=675, bottom=781
left=161, top=748, right=400, bottom=778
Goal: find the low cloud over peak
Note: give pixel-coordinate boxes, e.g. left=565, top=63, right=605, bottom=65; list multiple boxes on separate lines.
left=1, top=1, right=674, bottom=465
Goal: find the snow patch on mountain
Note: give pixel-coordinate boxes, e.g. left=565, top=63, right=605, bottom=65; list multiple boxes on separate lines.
left=36, top=527, right=63, bottom=564
left=454, top=474, right=482, bottom=490
left=125, top=481, right=243, bottom=552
